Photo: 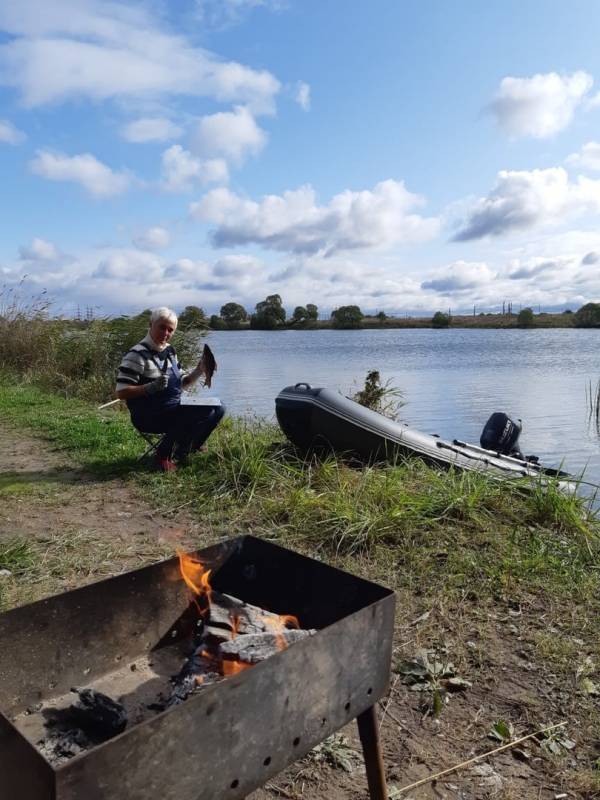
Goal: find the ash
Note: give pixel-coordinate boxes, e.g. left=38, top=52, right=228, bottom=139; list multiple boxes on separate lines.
left=32, top=591, right=314, bottom=766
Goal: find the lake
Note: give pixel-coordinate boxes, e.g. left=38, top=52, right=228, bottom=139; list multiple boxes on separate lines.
left=199, top=328, right=600, bottom=488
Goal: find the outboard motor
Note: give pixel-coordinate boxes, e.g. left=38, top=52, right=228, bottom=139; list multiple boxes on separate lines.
left=480, top=412, right=523, bottom=458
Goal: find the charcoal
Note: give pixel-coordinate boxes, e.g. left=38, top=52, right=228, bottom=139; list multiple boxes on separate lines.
left=67, top=688, right=128, bottom=740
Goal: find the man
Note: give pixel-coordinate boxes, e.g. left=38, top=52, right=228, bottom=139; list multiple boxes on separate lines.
left=116, top=307, right=225, bottom=471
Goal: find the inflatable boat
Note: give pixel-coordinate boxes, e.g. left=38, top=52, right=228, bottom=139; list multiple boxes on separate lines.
left=275, top=383, right=574, bottom=490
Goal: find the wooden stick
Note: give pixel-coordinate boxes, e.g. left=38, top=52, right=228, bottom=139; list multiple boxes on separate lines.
left=97, top=398, right=121, bottom=410
left=394, top=721, right=566, bottom=795
left=378, top=675, right=400, bottom=731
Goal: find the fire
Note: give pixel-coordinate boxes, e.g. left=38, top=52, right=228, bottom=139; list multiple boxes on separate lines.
left=221, top=660, right=252, bottom=676
left=177, top=550, right=302, bottom=681
left=229, top=612, right=241, bottom=640
left=177, top=550, right=212, bottom=612
left=262, top=613, right=300, bottom=651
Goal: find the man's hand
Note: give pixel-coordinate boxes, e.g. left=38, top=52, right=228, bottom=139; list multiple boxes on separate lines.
left=145, top=375, right=169, bottom=395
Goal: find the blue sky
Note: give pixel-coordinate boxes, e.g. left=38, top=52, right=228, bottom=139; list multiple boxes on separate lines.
left=2, top=0, right=600, bottom=317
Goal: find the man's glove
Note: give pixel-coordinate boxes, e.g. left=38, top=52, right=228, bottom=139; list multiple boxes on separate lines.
left=145, top=375, right=169, bottom=395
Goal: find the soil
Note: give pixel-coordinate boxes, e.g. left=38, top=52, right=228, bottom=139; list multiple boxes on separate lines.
left=1, top=424, right=598, bottom=800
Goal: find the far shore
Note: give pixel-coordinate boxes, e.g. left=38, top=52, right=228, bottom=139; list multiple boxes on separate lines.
left=209, top=311, right=577, bottom=331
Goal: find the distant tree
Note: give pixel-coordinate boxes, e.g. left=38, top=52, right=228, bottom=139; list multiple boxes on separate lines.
left=220, top=302, right=248, bottom=328
left=564, top=309, right=573, bottom=314
left=517, top=307, right=535, bottom=328
left=306, top=304, right=318, bottom=321
left=292, top=306, right=308, bottom=323
left=331, top=305, right=364, bottom=329
left=251, top=294, right=286, bottom=329
left=178, top=305, right=207, bottom=329
left=431, top=311, right=450, bottom=328
left=574, top=302, right=600, bottom=327
left=376, top=311, right=387, bottom=322
left=209, top=314, right=226, bottom=330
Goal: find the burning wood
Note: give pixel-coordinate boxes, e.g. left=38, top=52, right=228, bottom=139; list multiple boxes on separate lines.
left=167, top=586, right=315, bottom=705
left=32, top=551, right=314, bottom=765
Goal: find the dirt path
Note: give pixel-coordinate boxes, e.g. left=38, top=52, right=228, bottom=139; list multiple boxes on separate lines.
left=0, top=424, right=203, bottom=599
left=1, top=424, right=598, bottom=800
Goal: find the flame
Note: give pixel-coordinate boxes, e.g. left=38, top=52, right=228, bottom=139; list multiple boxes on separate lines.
left=222, top=659, right=252, bottom=676
left=229, top=612, right=241, bottom=640
left=178, top=550, right=212, bottom=610
left=177, top=550, right=303, bottom=680
left=262, top=613, right=300, bottom=651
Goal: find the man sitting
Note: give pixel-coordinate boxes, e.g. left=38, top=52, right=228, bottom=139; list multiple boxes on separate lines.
left=115, top=306, right=225, bottom=471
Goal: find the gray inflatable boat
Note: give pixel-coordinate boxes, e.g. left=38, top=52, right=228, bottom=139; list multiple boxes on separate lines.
left=275, top=383, right=574, bottom=490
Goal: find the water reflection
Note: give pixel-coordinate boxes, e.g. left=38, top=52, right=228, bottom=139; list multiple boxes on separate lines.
left=200, top=328, right=600, bottom=485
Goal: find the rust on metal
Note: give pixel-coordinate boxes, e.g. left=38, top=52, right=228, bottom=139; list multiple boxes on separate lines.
left=0, top=535, right=395, bottom=800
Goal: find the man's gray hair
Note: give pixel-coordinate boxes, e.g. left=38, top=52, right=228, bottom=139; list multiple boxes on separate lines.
left=150, top=306, right=178, bottom=326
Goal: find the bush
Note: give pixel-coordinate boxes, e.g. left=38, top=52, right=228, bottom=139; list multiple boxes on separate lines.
left=432, top=311, right=450, bottom=328
left=331, top=305, right=363, bottom=329
left=352, top=370, right=405, bottom=420
left=209, top=314, right=226, bottom=330
left=574, top=302, right=600, bottom=327
left=517, top=308, right=535, bottom=328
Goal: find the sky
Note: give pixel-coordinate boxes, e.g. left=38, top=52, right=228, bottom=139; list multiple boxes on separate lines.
left=2, top=0, right=600, bottom=318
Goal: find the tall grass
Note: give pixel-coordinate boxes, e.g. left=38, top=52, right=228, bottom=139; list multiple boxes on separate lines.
left=0, top=287, right=202, bottom=402
left=131, top=411, right=600, bottom=600
left=586, top=378, right=600, bottom=437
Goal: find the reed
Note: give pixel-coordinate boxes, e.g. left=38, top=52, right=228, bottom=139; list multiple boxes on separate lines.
left=0, top=289, right=202, bottom=402
left=586, top=378, right=600, bottom=436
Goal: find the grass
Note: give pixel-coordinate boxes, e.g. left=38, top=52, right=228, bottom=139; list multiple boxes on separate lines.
left=1, top=379, right=598, bottom=610
left=1, top=379, right=600, bottom=796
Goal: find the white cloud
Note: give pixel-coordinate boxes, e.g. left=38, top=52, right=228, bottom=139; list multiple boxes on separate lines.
left=164, top=258, right=212, bottom=283
left=19, top=237, right=58, bottom=261
left=566, top=141, right=600, bottom=172
left=93, top=249, right=164, bottom=281
left=490, top=71, right=593, bottom=138
left=295, top=81, right=310, bottom=111
left=192, top=106, right=267, bottom=164
left=421, top=261, right=494, bottom=292
left=0, top=0, right=280, bottom=113
left=121, top=117, right=182, bottom=143
left=192, top=179, right=440, bottom=255
left=29, top=149, right=130, bottom=196
left=453, top=167, right=600, bottom=241
left=133, top=226, right=170, bottom=251
left=161, top=145, right=228, bottom=192
left=0, top=118, right=25, bottom=144
left=213, top=254, right=263, bottom=278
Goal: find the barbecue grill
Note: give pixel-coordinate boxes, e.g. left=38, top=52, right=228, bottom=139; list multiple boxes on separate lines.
left=0, top=535, right=395, bottom=800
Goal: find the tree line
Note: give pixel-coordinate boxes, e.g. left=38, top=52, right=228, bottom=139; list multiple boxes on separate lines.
left=178, top=295, right=370, bottom=330
left=174, top=298, right=600, bottom=331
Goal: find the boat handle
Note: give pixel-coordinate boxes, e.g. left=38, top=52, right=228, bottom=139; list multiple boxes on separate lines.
left=294, top=382, right=312, bottom=390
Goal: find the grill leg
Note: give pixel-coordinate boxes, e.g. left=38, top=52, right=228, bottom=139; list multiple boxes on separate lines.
left=357, top=705, right=388, bottom=800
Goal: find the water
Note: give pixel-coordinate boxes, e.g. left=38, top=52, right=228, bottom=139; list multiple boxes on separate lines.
left=198, top=328, right=600, bottom=486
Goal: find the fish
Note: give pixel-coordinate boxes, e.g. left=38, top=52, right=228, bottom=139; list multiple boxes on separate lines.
left=202, top=343, right=217, bottom=388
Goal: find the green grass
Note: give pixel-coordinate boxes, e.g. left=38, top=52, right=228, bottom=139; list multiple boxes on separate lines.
left=0, top=379, right=599, bottom=610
